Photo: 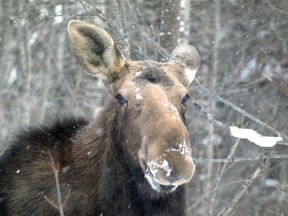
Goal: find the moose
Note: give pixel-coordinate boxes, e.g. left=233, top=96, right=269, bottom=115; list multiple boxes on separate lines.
left=0, top=20, right=200, bottom=215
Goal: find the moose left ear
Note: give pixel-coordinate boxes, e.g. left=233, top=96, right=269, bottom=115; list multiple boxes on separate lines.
left=170, top=44, right=201, bottom=86
left=68, top=20, right=125, bottom=84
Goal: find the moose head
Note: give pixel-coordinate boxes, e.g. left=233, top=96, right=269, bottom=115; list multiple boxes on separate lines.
left=68, top=20, right=200, bottom=193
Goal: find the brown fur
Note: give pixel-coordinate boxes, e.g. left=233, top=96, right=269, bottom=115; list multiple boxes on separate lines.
left=0, top=20, right=201, bottom=216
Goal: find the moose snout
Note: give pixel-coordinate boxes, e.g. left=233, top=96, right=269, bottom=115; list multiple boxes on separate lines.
left=145, top=151, right=195, bottom=187
left=139, top=100, right=195, bottom=190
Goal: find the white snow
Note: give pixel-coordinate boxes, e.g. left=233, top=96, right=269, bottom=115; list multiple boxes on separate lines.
left=145, top=172, right=162, bottom=192
left=265, top=178, right=278, bottom=187
left=165, top=142, right=193, bottom=163
left=61, top=166, right=70, bottom=174
left=28, top=32, right=38, bottom=46
left=240, top=58, right=256, bottom=81
left=135, top=71, right=141, bottom=77
left=230, top=126, right=282, bottom=147
left=144, top=171, right=177, bottom=193
left=8, top=66, right=17, bottom=85
left=135, top=87, right=143, bottom=100
left=96, top=128, right=104, bottom=137
left=164, top=103, right=178, bottom=112
left=135, top=71, right=142, bottom=100
left=147, top=159, right=172, bottom=178
left=136, top=93, right=142, bottom=100
left=54, top=5, right=64, bottom=24
left=163, top=103, right=180, bottom=121
left=171, top=114, right=177, bottom=121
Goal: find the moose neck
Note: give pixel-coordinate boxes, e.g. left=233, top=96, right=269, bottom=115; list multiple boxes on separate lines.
left=108, top=109, right=187, bottom=215
left=73, top=99, right=187, bottom=215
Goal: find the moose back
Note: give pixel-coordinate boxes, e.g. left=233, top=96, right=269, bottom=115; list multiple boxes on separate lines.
left=0, top=20, right=200, bottom=216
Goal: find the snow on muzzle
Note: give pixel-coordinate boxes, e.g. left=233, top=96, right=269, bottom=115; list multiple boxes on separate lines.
left=142, top=142, right=195, bottom=192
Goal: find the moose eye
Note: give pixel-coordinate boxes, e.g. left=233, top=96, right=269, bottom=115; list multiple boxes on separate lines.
left=181, top=94, right=190, bottom=106
left=116, top=94, right=128, bottom=105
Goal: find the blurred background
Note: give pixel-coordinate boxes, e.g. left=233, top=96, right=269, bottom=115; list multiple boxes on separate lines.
left=0, top=0, right=288, bottom=215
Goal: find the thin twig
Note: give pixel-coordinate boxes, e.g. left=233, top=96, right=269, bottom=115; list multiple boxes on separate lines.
left=49, top=152, right=64, bottom=216
left=44, top=195, right=59, bottom=210
left=189, top=97, right=229, bottom=130
left=190, top=97, right=288, bottom=147
left=209, top=138, right=241, bottom=215
left=193, top=77, right=288, bottom=141
left=217, top=167, right=263, bottom=216
left=62, top=189, right=71, bottom=209
left=265, top=0, right=288, bottom=15
left=45, top=43, right=81, bottom=115
left=266, top=207, right=282, bottom=216
left=131, top=23, right=171, bottom=59
left=44, top=152, right=67, bottom=216
left=194, top=153, right=288, bottom=164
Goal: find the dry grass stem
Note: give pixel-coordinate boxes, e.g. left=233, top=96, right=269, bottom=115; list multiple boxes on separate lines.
left=43, top=152, right=71, bottom=216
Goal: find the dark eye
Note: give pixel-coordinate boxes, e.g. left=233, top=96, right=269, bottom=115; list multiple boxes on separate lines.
left=116, top=94, right=128, bottom=105
left=181, top=94, right=190, bottom=106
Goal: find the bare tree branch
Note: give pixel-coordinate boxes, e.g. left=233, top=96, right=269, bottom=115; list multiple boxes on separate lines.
left=194, top=77, right=288, bottom=141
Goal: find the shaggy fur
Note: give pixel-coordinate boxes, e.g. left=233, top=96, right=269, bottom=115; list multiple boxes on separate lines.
left=0, top=20, right=201, bottom=216
left=0, top=101, right=187, bottom=216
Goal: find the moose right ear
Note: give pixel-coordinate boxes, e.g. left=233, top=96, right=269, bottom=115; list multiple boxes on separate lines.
left=170, top=44, right=201, bottom=86
left=67, top=20, right=125, bottom=83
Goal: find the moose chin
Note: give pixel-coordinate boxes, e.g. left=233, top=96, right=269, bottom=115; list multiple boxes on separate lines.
left=0, top=20, right=201, bottom=216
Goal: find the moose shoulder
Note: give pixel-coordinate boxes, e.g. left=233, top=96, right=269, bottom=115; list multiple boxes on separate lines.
left=0, top=20, right=201, bottom=216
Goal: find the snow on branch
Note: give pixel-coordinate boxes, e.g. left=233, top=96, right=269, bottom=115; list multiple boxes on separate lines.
left=230, top=126, right=283, bottom=147
left=193, top=77, right=288, bottom=141
left=189, top=89, right=287, bottom=149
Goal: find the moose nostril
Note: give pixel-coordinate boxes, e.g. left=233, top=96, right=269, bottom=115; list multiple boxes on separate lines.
left=166, top=172, right=180, bottom=184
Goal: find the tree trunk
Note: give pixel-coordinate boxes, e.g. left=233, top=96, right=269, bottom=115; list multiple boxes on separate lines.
left=159, top=0, right=181, bottom=60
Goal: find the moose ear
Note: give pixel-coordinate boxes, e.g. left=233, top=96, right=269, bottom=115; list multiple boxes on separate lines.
left=67, top=20, right=125, bottom=83
left=170, top=44, right=201, bottom=86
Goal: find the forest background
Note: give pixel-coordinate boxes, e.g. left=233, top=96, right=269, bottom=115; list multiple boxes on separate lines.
left=0, top=0, right=288, bottom=215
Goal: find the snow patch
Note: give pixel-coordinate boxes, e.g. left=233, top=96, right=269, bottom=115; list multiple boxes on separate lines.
left=28, top=32, right=38, bottom=46
left=62, top=166, right=70, bottom=174
left=96, top=128, right=104, bottom=137
left=147, top=159, right=172, bottom=178
left=54, top=5, right=64, bottom=24
left=240, top=59, right=256, bottom=81
left=144, top=171, right=177, bottom=193
left=165, top=142, right=192, bottom=163
left=163, top=103, right=181, bottom=121
left=135, top=87, right=143, bottom=100
left=171, top=114, right=177, bottom=121
left=163, top=103, right=178, bottom=112
left=145, top=172, right=161, bottom=192
left=230, top=126, right=282, bottom=147
left=8, top=66, right=17, bottom=85
left=265, top=178, right=278, bottom=187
